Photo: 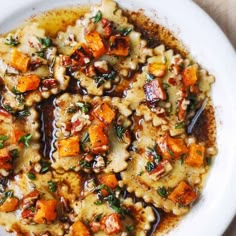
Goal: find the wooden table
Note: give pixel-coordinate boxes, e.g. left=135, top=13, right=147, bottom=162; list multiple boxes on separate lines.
left=193, top=0, right=236, bottom=235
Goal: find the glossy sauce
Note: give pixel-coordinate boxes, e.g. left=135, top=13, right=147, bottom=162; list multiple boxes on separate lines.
left=28, top=5, right=216, bottom=236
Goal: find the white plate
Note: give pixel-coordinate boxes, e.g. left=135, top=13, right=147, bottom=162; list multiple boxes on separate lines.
left=1, top=0, right=236, bottom=235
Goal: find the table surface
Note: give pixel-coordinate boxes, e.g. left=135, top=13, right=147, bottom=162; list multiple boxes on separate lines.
left=192, top=0, right=236, bottom=235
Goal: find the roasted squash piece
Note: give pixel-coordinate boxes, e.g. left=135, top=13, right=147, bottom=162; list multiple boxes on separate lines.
left=0, top=197, right=19, bottom=212
left=71, top=220, right=91, bottom=236
left=148, top=62, right=167, bottom=78
left=185, top=143, right=205, bottom=167
left=34, top=199, right=57, bottom=224
left=182, top=65, right=198, bottom=87
left=108, top=35, right=129, bottom=56
left=88, top=122, right=108, bottom=154
left=92, top=103, right=116, bottom=125
left=101, top=213, right=122, bottom=235
left=58, top=136, right=80, bottom=157
left=0, top=148, right=12, bottom=170
left=98, top=174, right=118, bottom=196
left=85, top=31, right=106, bottom=58
left=157, top=135, right=188, bottom=160
left=168, top=181, right=197, bottom=206
left=16, top=74, right=41, bottom=93
left=10, top=49, right=30, bottom=73
left=70, top=43, right=92, bottom=66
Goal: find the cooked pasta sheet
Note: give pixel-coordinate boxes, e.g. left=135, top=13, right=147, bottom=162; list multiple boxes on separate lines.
left=0, top=0, right=217, bottom=235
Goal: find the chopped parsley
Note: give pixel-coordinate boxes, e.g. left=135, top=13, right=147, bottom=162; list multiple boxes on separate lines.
left=115, top=124, right=126, bottom=141
left=120, top=28, right=132, bottom=36
left=126, top=225, right=134, bottom=232
left=91, top=10, right=102, bottom=23
left=76, top=102, right=91, bottom=113
left=94, top=70, right=116, bottom=87
left=162, top=82, right=170, bottom=89
left=145, top=161, right=155, bottom=172
left=146, top=73, right=154, bottom=81
left=80, top=160, right=92, bottom=169
left=94, top=213, right=103, bottom=222
left=40, top=161, right=51, bottom=174
left=146, top=145, right=162, bottom=163
left=196, top=150, right=203, bottom=155
left=18, top=134, right=32, bottom=147
left=48, top=180, right=57, bottom=192
left=0, top=190, right=14, bottom=205
left=3, top=104, right=13, bottom=113
left=94, top=200, right=103, bottom=206
left=157, top=186, right=168, bottom=198
left=27, top=172, right=36, bottom=180
left=37, top=37, right=52, bottom=48
left=16, top=109, right=31, bottom=118
left=5, top=36, right=20, bottom=47
left=0, top=135, right=8, bottom=149
left=67, top=106, right=77, bottom=114
left=175, top=122, right=185, bottom=129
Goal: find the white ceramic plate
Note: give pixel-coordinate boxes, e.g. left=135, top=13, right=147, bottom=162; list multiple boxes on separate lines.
left=1, top=0, right=236, bottom=235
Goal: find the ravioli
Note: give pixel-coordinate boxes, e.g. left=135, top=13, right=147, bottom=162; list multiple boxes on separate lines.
left=0, top=0, right=217, bottom=235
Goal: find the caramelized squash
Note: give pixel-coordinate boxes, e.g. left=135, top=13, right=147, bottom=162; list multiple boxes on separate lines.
left=71, top=220, right=91, bottom=236
left=168, top=181, right=197, bottom=206
left=182, top=65, right=198, bottom=87
left=98, top=174, right=118, bottom=196
left=85, top=31, right=106, bottom=58
left=108, top=35, right=129, bottom=57
left=88, top=122, right=108, bottom=154
left=0, top=197, right=19, bottom=212
left=148, top=62, right=167, bottom=78
left=101, top=213, right=122, bottom=235
left=10, top=49, right=30, bottom=73
left=58, top=136, right=80, bottom=157
left=16, top=74, right=41, bottom=93
left=34, top=199, right=57, bottom=224
left=0, top=148, right=12, bottom=170
left=92, top=103, right=116, bottom=125
left=185, top=143, right=205, bottom=167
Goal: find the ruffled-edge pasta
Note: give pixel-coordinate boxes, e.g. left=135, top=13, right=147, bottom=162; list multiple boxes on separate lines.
left=52, top=93, right=132, bottom=173
left=0, top=23, right=70, bottom=111
left=70, top=193, right=155, bottom=235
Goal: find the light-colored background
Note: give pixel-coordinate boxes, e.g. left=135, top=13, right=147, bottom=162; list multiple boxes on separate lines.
left=193, top=0, right=236, bottom=235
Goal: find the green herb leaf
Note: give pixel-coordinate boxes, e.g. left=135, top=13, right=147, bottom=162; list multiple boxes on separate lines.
left=12, top=86, right=22, bottom=95
left=120, top=28, right=132, bottom=36
left=115, top=125, right=126, bottom=141
left=91, top=10, right=102, bottom=23
left=3, top=105, right=13, bottom=113
left=0, top=135, right=8, bottom=149
left=126, top=225, right=134, bottom=232
left=40, top=161, right=51, bottom=174
left=162, top=82, right=170, bottom=89
left=36, top=49, right=45, bottom=58
left=18, top=134, right=32, bottom=147
left=48, top=180, right=57, bottom=192
left=94, top=213, right=103, bottom=222
left=145, top=161, right=155, bottom=172
left=175, top=122, right=185, bottom=129
left=146, top=145, right=162, bottom=163
left=94, top=70, right=116, bottom=88
left=196, top=150, right=203, bottom=155
left=38, top=37, right=52, bottom=48
left=5, top=36, right=20, bottom=47
left=76, top=102, right=91, bottom=113
left=157, top=186, right=168, bottom=198
left=67, top=106, right=77, bottom=114
left=146, top=73, right=154, bottom=81
left=27, top=172, right=36, bottom=180
left=94, top=200, right=103, bottom=205
left=137, top=171, right=144, bottom=176
left=80, top=160, right=92, bottom=169
left=16, top=109, right=31, bottom=118
left=0, top=190, right=14, bottom=205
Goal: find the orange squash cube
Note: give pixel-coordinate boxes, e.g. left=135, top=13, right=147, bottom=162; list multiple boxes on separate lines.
left=0, top=148, right=12, bottom=170
left=16, top=74, right=41, bottom=93
left=34, top=199, right=57, bottom=224
left=71, top=220, right=91, bottom=236
left=92, top=103, right=116, bottom=125
left=10, top=49, right=30, bottom=73
left=185, top=143, right=205, bottom=167
left=85, top=31, right=106, bottom=58
left=58, top=136, right=80, bottom=157
left=88, top=122, right=108, bottom=154
left=0, top=197, right=19, bottom=212
left=108, top=35, right=129, bottom=57
left=148, top=62, right=167, bottom=78
left=182, top=65, right=198, bottom=87
left=99, top=174, right=118, bottom=196
left=168, top=181, right=197, bottom=206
